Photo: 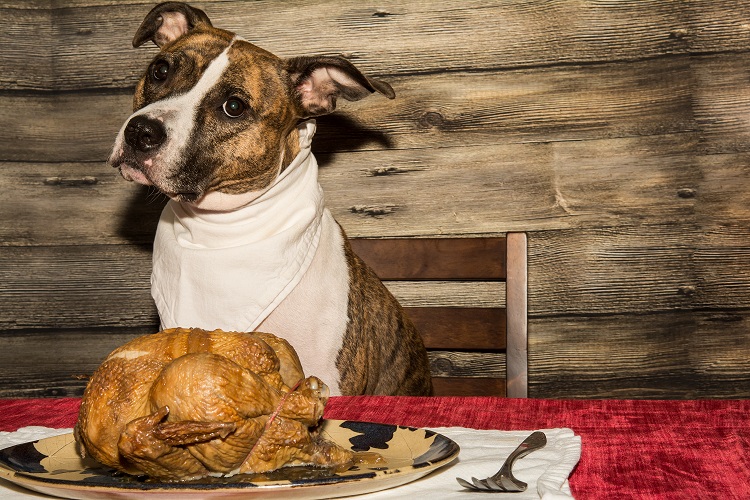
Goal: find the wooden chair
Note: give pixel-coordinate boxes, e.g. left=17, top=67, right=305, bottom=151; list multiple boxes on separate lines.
left=350, top=233, right=528, bottom=397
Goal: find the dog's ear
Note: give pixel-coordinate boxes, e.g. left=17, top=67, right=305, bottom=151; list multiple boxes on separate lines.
left=132, top=2, right=212, bottom=48
left=286, top=56, right=395, bottom=117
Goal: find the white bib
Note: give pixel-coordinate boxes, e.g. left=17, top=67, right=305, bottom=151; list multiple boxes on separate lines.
left=151, top=120, right=325, bottom=331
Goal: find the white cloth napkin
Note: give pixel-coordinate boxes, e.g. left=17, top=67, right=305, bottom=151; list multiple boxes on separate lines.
left=151, top=119, right=325, bottom=332
left=372, top=427, right=581, bottom=499
left=0, top=426, right=581, bottom=499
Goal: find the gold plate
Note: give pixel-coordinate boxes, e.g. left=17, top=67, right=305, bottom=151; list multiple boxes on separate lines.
left=0, top=420, right=459, bottom=499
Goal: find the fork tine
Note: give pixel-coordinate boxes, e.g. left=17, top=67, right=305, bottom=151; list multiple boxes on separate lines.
left=456, top=477, right=477, bottom=490
left=471, top=477, right=491, bottom=490
left=484, top=477, right=506, bottom=491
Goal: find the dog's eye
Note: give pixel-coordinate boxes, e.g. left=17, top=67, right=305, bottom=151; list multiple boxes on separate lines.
left=151, top=60, right=170, bottom=82
left=222, top=97, right=247, bottom=118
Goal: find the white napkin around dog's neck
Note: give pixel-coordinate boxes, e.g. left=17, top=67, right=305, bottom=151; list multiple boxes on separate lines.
left=151, top=119, right=324, bottom=332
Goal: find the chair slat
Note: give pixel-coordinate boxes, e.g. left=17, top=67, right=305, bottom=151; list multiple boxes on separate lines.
left=350, top=237, right=507, bottom=280
left=432, top=377, right=507, bottom=397
left=350, top=234, right=527, bottom=398
left=406, top=307, right=506, bottom=350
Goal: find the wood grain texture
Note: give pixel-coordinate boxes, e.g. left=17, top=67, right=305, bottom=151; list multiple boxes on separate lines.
left=7, top=308, right=749, bottom=399
left=505, top=232, right=528, bottom=398
left=1, top=214, right=747, bottom=398
left=0, top=332, right=506, bottom=398
left=0, top=245, right=157, bottom=330
left=384, top=281, right=505, bottom=308
left=432, top=377, right=506, bottom=397
left=350, top=237, right=506, bottom=280
left=0, top=225, right=750, bottom=320
left=694, top=53, right=750, bottom=154
left=1, top=0, right=749, bottom=399
left=530, top=224, right=750, bottom=315
left=0, top=161, right=155, bottom=247
left=530, top=311, right=750, bottom=399
left=0, top=244, right=508, bottom=330
left=0, top=133, right=706, bottom=245
left=428, top=351, right=505, bottom=379
left=4, top=224, right=748, bottom=331
left=409, top=307, right=506, bottom=351
left=0, top=55, right=698, bottom=163
left=0, top=328, right=146, bottom=398
left=5, top=1, right=746, bottom=91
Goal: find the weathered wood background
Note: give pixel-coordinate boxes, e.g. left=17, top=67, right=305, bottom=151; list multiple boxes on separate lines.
left=1, top=0, right=749, bottom=398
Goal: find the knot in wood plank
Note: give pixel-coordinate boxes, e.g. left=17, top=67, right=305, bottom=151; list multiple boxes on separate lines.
left=366, top=166, right=409, bottom=176
left=678, top=285, right=697, bottom=297
left=429, top=356, right=454, bottom=375
left=677, top=187, right=696, bottom=199
left=418, top=111, right=446, bottom=129
left=668, top=28, right=689, bottom=40
left=44, top=176, right=98, bottom=186
left=349, top=205, right=398, bottom=217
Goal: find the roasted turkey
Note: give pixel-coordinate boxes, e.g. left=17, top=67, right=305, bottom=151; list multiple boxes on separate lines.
left=75, top=328, right=355, bottom=481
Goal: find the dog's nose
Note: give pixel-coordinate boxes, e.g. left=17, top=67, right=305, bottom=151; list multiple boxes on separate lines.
left=124, top=116, right=166, bottom=152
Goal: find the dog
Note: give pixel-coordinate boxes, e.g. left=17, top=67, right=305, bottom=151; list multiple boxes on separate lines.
left=108, top=2, right=433, bottom=396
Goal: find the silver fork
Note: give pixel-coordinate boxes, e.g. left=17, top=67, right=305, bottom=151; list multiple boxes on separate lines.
left=456, top=431, right=547, bottom=492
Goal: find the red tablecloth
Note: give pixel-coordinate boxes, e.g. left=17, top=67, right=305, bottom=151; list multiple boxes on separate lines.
left=1, top=397, right=749, bottom=499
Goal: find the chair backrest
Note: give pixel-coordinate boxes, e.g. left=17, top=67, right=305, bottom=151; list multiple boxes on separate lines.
left=349, top=233, right=528, bottom=397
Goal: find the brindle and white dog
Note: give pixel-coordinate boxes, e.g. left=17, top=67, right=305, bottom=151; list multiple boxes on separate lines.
left=108, top=2, right=432, bottom=396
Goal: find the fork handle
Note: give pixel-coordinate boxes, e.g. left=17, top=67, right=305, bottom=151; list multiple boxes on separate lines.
left=490, top=430, right=547, bottom=485
left=506, top=431, right=547, bottom=462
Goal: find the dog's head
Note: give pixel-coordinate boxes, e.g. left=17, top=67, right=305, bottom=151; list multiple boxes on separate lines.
left=108, top=2, right=394, bottom=207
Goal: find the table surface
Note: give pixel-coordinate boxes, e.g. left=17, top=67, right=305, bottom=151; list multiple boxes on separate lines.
left=1, top=396, right=749, bottom=499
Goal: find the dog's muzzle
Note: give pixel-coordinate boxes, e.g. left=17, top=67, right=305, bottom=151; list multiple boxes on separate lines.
left=124, top=115, right=167, bottom=152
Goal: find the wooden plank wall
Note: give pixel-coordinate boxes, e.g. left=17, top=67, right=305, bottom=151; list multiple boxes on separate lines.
left=1, top=0, right=749, bottom=398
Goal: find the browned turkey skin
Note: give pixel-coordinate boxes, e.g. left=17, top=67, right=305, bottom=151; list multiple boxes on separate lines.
left=75, top=328, right=354, bottom=481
